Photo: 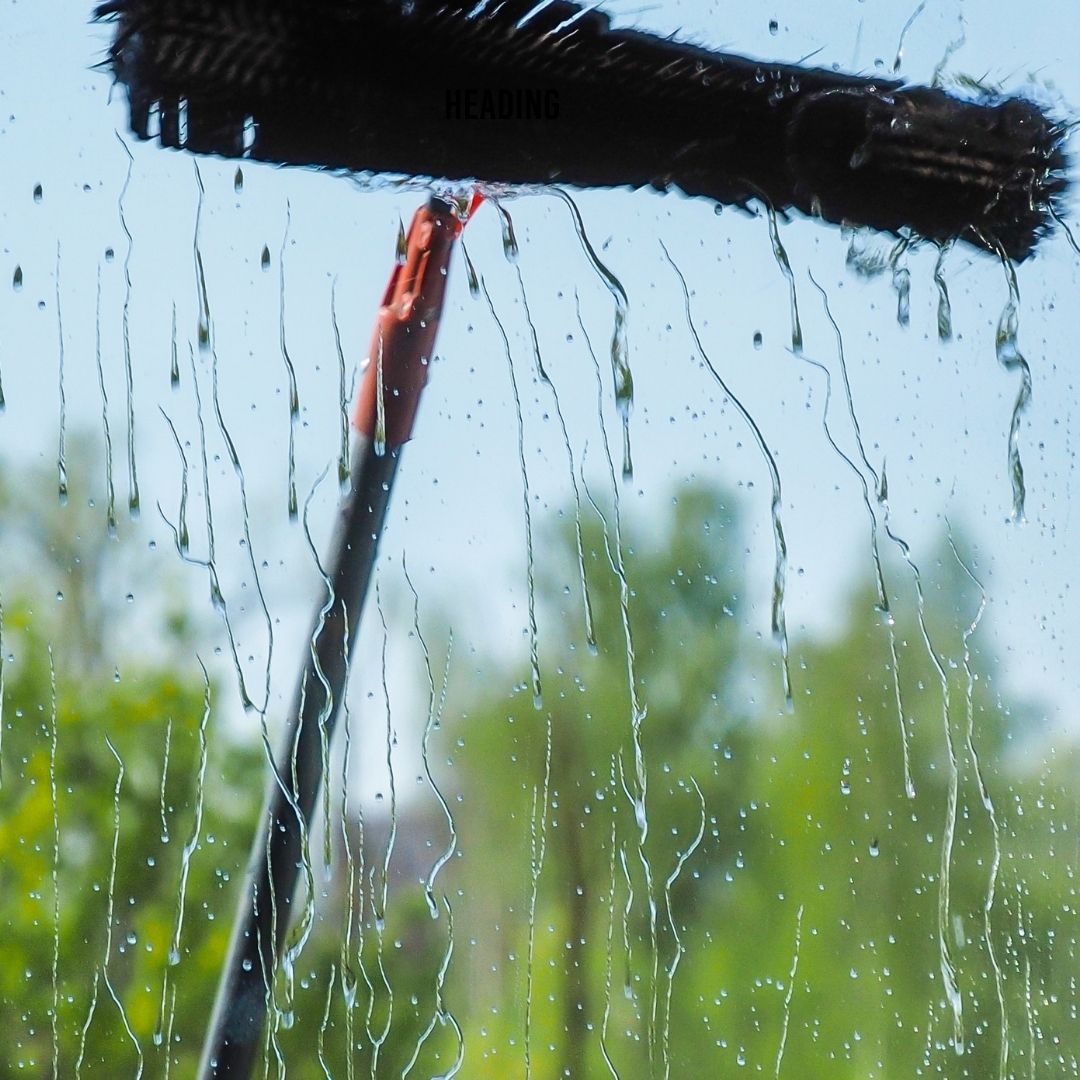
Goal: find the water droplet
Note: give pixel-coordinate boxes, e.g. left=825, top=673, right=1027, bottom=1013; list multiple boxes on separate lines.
left=395, top=217, right=407, bottom=265
left=233, top=167, right=243, bottom=193
left=260, top=245, right=270, bottom=271
left=752, top=331, right=763, bottom=350
left=33, top=183, right=42, bottom=203
left=12, top=266, right=22, bottom=291
left=769, top=18, right=779, bottom=34
left=869, top=838, right=880, bottom=857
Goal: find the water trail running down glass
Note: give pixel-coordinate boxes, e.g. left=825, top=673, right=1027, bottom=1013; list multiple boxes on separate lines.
left=773, top=904, right=805, bottom=1079
left=523, top=715, right=553, bottom=1080
left=402, top=898, right=465, bottom=1079
left=493, top=198, right=520, bottom=263
left=210, top=347, right=276, bottom=714
left=116, top=135, right=140, bottom=516
left=368, top=587, right=398, bottom=1076
left=76, top=738, right=143, bottom=1077
left=74, top=736, right=118, bottom=1077
left=48, top=649, right=61, bottom=1079
left=516, top=266, right=596, bottom=651
left=889, top=237, right=912, bottom=328
left=155, top=346, right=258, bottom=711
left=158, top=717, right=172, bottom=844
left=299, top=467, right=337, bottom=870
left=994, top=251, right=1032, bottom=522
left=159, top=409, right=190, bottom=553
left=578, top=302, right=658, bottom=1055
left=807, top=273, right=913, bottom=798
left=660, top=780, right=706, bottom=1080
left=55, top=243, right=68, bottom=504
left=599, top=759, right=622, bottom=1080
left=765, top=206, right=803, bottom=352
left=167, top=660, right=211, bottom=968
left=278, top=203, right=300, bottom=514
left=553, top=188, right=633, bottom=479
left=317, top=964, right=337, bottom=1080
left=661, top=244, right=792, bottom=708
left=878, top=470, right=964, bottom=1053
left=94, top=267, right=119, bottom=535
left=947, top=529, right=1008, bottom=1078
left=170, top=303, right=180, bottom=387
left=336, top=610, right=360, bottom=1080
left=331, top=280, right=352, bottom=490
left=192, top=165, right=213, bottom=355
left=0, top=598, right=5, bottom=789
left=402, top=561, right=458, bottom=918
left=481, top=278, right=542, bottom=709
left=892, top=1, right=927, bottom=73
left=933, top=243, right=954, bottom=342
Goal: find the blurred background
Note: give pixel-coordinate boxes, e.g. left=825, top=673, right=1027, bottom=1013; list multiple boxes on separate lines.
left=1, top=1, right=1078, bottom=1076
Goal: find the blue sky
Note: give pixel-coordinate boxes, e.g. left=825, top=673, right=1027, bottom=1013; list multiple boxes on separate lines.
left=1, top=0, right=1078, bottom=765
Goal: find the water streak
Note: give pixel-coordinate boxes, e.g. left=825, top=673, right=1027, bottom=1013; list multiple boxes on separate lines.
left=494, top=199, right=520, bottom=262
left=773, top=904, right=804, bottom=1078
left=523, top=715, right=553, bottom=1079
left=210, top=344, right=275, bottom=714
left=403, top=562, right=459, bottom=916
left=807, top=274, right=913, bottom=797
left=553, top=188, right=633, bottom=478
left=116, top=135, right=140, bottom=516
left=75, top=738, right=124, bottom=1076
left=660, top=780, right=706, bottom=1080
left=170, top=303, right=180, bottom=387
left=481, top=278, right=542, bottom=707
left=579, top=303, right=659, bottom=1055
left=662, top=245, right=792, bottom=707
left=167, top=660, right=210, bottom=967
left=279, top=204, right=300, bottom=518
left=461, top=241, right=480, bottom=297
left=192, top=165, right=212, bottom=353
left=159, top=410, right=190, bottom=554
left=948, top=530, right=1008, bottom=1077
left=155, top=347, right=258, bottom=710
left=878, top=470, right=963, bottom=1052
left=933, top=244, right=953, bottom=342
left=48, top=649, right=61, bottom=1079
left=94, top=268, right=119, bottom=536
left=994, top=251, right=1031, bottom=522
left=317, top=965, right=337, bottom=1080
left=765, top=206, right=803, bottom=351
left=517, top=266, right=595, bottom=648
left=401, top=898, right=465, bottom=1079
left=889, top=238, right=911, bottom=328
left=598, top=759, right=622, bottom=1079
left=367, top=588, right=398, bottom=1077
left=299, top=467, right=337, bottom=870
left=55, top=244, right=68, bottom=503
left=338, top=607, right=360, bottom=1080
left=892, top=1, right=927, bottom=72
left=331, top=280, right=351, bottom=489
left=0, top=599, right=4, bottom=787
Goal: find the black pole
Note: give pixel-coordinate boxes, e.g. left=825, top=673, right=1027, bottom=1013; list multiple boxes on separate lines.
left=199, top=196, right=461, bottom=1078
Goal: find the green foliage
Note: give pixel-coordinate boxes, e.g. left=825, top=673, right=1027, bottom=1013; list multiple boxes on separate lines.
left=0, top=462, right=1076, bottom=1077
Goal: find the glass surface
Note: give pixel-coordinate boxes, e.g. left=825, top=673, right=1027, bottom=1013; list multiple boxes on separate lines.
left=1, top=2, right=1077, bottom=1076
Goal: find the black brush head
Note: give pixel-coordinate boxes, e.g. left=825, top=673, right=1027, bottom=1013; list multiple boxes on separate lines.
left=94, top=0, right=1070, bottom=260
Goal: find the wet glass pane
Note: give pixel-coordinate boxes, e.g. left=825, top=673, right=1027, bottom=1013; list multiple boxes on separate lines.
left=1, top=1, right=1078, bottom=1076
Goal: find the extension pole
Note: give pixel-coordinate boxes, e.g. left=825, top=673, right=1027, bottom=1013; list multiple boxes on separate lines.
left=199, top=195, right=463, bottom=1079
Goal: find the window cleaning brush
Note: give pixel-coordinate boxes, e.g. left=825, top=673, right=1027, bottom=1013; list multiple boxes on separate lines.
left=95, top=0, right=1069, bottom=260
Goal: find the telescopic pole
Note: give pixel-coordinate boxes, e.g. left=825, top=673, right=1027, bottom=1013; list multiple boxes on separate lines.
left=199, top=195, right=465, bottom=1079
